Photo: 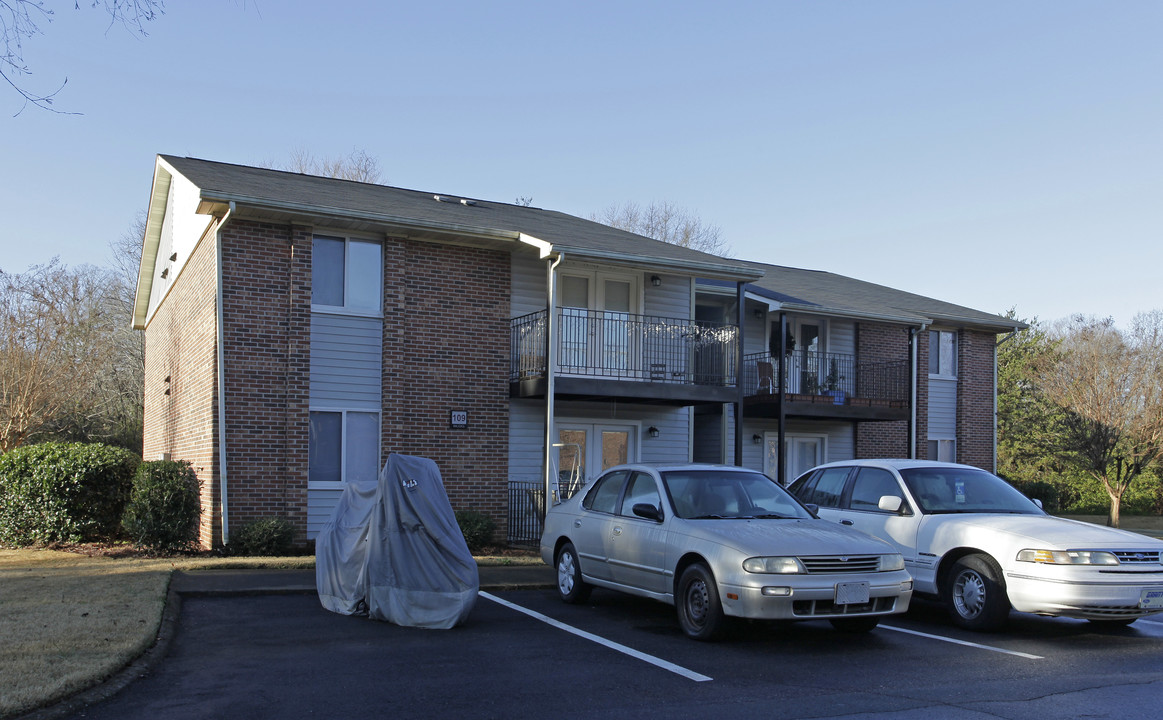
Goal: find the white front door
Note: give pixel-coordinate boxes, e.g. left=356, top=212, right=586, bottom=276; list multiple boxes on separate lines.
left=557, top=270, right=640, bottom=377
left=765, top=433, right=827, bottom=485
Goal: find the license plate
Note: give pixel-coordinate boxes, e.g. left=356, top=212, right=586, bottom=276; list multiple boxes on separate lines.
left=835, top=581, right=870, bottom=605
left=1140, top=589, right=1163, bottom=609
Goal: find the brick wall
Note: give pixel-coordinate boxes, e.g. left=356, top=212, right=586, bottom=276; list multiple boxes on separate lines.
left=381, top=238, right=511, bottom=538
left=854, top=322, right=918, bottom=459
left=142, top=220, right=221, bottom=548
left=956, top=329, right=997, bottom=471
left=218, top=220, right=312, bottom=546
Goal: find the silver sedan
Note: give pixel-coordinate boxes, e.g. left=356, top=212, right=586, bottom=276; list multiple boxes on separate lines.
left=540, top=463, right=913, bottom=640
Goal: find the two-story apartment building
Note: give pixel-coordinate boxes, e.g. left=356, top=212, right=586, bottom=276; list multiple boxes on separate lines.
left=134, top=155, right=1022, bottom=549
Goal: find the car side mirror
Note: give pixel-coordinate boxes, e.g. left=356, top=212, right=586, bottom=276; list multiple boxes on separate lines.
left=632, top=503, right=664, bottom=522
left=878, top=495, right=903, bottom=514
left=805, top=503, right=820, bottom=517
left=1032, top=498, right=1043, bottom=509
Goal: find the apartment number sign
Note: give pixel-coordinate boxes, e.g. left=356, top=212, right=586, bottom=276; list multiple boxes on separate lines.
left=450, top=410, right=468, bottom=429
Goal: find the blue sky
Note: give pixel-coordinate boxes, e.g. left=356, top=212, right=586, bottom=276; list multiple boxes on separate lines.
left=3, top=1, right=1160, bottom=328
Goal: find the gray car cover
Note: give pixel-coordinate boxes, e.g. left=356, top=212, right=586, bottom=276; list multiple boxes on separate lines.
left=316, top=454, right=479, bottom=628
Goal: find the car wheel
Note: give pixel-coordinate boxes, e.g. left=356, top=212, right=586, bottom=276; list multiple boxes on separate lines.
left=830, top=616, right=880, bottom=634
left=555, top=542, right=591, bottom=604
left=944, top=554, right=1009, bottom=631
left=676, top=563, right=726, bottom=641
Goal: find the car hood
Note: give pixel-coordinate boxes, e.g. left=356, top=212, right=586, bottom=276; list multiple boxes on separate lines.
left=678, top=517, right=898, bottom=557
left=925, top=513, right=1163, bottom=550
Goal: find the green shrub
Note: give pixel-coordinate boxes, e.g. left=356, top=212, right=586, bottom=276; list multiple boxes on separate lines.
left=230, top=516, right=295, bottom=556
left=121, top=460, right=201, bottom=553
left=455, top=509, right=496, bottom=552
left=0, top=442, right=140, bottom=546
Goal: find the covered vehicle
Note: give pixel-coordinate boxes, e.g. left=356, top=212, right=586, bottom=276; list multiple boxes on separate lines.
left=540, top=463, right=912, bottom=640
left=789, top=459, right=1163, bottom=631
left=316, top=454, right=478, bottom=629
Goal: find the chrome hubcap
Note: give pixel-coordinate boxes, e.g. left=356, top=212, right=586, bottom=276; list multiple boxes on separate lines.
left=953, top=569, right=986, bottom=618
left=558, top=553, right=575, bottom=595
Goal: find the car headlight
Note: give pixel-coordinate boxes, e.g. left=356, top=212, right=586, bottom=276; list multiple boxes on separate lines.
left=1016, top=549, right=1120, bottom=565
left=879, top=554, right=905, bottom=572
left=743, top=556, right=806, bottom=574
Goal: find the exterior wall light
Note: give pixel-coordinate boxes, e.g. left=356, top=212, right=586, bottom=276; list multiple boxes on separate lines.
left=648, top=426, right=660, bottom=438
left=650, top=275, right=662, bottom=287
left=753, top=434, right=763, bottom=445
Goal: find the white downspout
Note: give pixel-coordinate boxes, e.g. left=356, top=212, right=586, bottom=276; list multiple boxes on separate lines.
left=544, top=252, right=563, bottom=507
left=216, top=203, right=234, bottom=546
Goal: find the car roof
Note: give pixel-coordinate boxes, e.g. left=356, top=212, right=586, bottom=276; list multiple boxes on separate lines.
left=809, top=459, right=985, bottom=472
left=603, top=462, right=768, bottom=474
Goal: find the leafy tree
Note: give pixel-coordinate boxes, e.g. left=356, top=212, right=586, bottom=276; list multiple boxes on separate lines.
left=996, top=311, right=1067, bottom=488
left=1035, top=312, right=1163, bottom=527
left=591, top=200, right=730, bottom=256
left=2, top=1, right=165, bottom=114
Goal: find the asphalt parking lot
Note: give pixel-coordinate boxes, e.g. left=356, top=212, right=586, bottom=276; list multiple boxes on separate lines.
left=60, top=585, right=1163, bottom=720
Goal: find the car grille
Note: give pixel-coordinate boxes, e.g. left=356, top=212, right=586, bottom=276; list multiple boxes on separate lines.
left=800, top=555, right=881, bottom=574
left=1113, top=550, right=1162, bottom=564
left=792, top=597, right=896, bottom=617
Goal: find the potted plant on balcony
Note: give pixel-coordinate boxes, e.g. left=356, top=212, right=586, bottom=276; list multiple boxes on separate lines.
left=823, top=361, right=846, bottom=405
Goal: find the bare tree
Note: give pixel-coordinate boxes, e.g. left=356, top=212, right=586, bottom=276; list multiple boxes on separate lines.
left=272, top=147, right=383, bottom=184
left=1036, top=313, right=1163, bottom=527
left=591, top=200, right=730, bottom=256
left=2, top=1, right=165, bottom=114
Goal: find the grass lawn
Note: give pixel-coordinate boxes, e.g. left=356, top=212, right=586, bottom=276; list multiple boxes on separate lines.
left=0, top=549, right=314, bottom=719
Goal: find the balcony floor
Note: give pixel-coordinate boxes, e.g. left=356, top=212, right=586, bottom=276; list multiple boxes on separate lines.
left=744, top=393, right=909, bottom=421
left=510, top=375, right=737, bottom=406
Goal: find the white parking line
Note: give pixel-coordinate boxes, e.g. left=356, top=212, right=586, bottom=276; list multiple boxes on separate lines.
left=480, top=592, right=713, bottom=682
left=880, top=624, right=1044, bottom=659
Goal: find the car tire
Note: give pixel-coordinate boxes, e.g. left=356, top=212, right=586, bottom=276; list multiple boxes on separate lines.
left=944, top=554, right=1010, bottom=631
left=555, top=542, right=591, bottom=604
left=676, top=563, right=727, bottom=641
left=830, top=616, right=880, bottom=634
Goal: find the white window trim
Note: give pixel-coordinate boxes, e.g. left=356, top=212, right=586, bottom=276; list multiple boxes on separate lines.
left=308, top=406, right=382, bottom=490
left=310, top=233, right=384, bottom=318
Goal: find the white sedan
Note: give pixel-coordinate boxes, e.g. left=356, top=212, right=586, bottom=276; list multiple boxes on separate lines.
left=789, top=459, right=1163, bottom=631
left=540, top=463, right=913, bottom=640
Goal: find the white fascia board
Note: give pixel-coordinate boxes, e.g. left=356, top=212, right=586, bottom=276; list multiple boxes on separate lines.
left=132, top=158, right=173, bottom=329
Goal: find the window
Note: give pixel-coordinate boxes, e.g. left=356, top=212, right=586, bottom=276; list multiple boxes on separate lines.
left=928, top=330, right=957, bottom=377
left=583, top=470, right=628, bottom=514
left=849, top=468, right=905, bottom=513
left=309, top=410, right=380, bottom=485
left=312, top=235, right=382, bottom=314
left=806, top=467, right=849, bottom=508
left=620, top=472, right=661, bottom=516
left=928, top=439, right=956, bottom=463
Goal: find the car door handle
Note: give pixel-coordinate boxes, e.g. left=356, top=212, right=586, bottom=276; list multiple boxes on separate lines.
left=839, top=520, right=854, bottom=526
left=612, top=527, right=622, bottom=536
left=573, top=520, right=582, bottom=528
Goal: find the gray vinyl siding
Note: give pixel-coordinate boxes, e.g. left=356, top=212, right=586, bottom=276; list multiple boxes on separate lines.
left=307, top=312, right=384, bottom=538
left=509, top=400, right=547, bottom=486
left=309, top=313, right=383, bottom=408
left=643, top=274, right=691, bottom=319
left=726, top=414, right=855, bottom=470
left=511, top=253, right=546, bottom=318
left=829, top=318, right=855, bottom=355
left=928, top=377, right=957, bottom=438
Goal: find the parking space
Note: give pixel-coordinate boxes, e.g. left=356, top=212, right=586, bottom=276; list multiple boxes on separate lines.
left=66, top=589, right=1163, bottom=720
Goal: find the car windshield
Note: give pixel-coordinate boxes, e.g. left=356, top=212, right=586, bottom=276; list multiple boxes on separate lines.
left=661, top=470, right=812, bottom=520
left=899, top=467, right=1044, bottom=515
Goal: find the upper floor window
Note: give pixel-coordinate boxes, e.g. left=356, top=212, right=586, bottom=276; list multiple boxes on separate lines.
left=312, top=235, right=382, bottom=314
left=928, top=330, right=957, bottom=378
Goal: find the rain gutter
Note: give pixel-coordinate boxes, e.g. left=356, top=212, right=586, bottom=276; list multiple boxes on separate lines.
left=216, top=203, right=234, bottom=545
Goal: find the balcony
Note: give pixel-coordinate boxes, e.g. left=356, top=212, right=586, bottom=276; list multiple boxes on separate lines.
left=510, top=310, right=739, bottom=406
left=741, top=351, right=909, bottom=421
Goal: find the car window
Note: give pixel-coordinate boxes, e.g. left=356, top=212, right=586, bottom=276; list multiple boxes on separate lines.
left=900, top=466, right=1043, bottom=514
left=849, top=467, right=904, bottom=513
left=806, top=467, right=849, bottom=508
left=787, top=471, right=818, bottom=499
left=582, top=470, right=628, bottom=514
left=620, top=472, right=662, bottom=516
left=661, top=470, right=811, bottom=519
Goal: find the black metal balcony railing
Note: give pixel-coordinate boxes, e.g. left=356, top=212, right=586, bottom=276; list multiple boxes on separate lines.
left=511, top=309, right=738, bottom=387
left=741, top=351, right=909, bottom=406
